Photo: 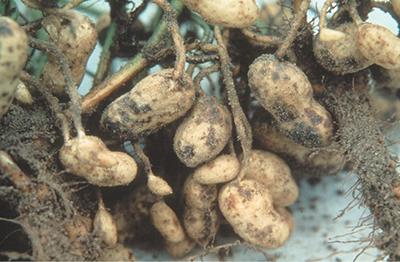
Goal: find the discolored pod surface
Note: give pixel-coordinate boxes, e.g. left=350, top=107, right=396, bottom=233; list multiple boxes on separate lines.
left=218, top=179, right=290, bottom=249
left=183, top=174, right=218, bottom=210
left=248, top=54, right=333, bottom=148
left=101, top=69, right=195, bottom=140
left=193, top=154, right=239, bottom=184
left=59, top=136, right=137, bottom=187
left=183, top=206, right=220, bottom=247
left=174, top=94, right=232, bottom=167
left=180, top=0, right=259, bottom=28
left=314, top=23, right=373, bottom=74
left=251, top=108, right=344, bottom=178
left=242, top=150, right=298, bottom=207
left=0, top=16, right=28, bottom=118
left=357, top=23, right=400, bottom=70
left=40, top=11, right=98, bottom=94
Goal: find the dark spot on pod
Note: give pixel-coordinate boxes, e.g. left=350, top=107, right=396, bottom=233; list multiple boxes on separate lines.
left=271, top=102, right=298, bottom=122
left=0, top=20, right=13, bottom=37
left=285, top=122, right=322, bottom=148
left=304, top=108, right=323, bottom=125
left=1, top=92, right=9, bottom=97
left=8, top=46, right=13, bottom=53
left=272, top=71, right=280, bottom=81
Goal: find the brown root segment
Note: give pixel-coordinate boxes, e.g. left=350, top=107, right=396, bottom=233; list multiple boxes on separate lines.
left=321, top=75, right=400, bottom=260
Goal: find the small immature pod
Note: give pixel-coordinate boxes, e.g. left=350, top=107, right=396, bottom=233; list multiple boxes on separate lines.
left=248, top=54, right=334, bottom=148
left=59, top=136, right=137, bottom=187
left=93, top=204, right=118, bottom=246
left=357, top=23, right=400, bottom=69
left=173, top=94, right=232, bottom=167
left=180, top=0, right=259, bottom=28
left=218, top=179, right=290, bottom=249
left=242, top=150, right=298, bottom=207
left=40, top=10, right=98, bottom=94
left=150, top=201, right=186, bottom=243
left=313, top=23, right=374, bottom=74
left=101, top=69, right=195, bottom=140
left=192, top=154, right=239, bottom=184
left=0, top=17, right=28, bottom=118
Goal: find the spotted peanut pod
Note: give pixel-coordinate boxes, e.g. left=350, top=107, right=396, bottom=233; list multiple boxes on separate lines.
left=248, top=54, right=334, bottom=148
left=251, top=108, right=344, bottom=177
left=59, top=136, right=137, bottom=187
left=0, top=16, right=28, bottom=118
left=357, top=22, right=400, bottom=69
left=241, top=149, right=298, bottom=207
left=150, top=201, right=186, bottom=243
left=40, top=10, right=97, bottom=94
left=101, top=69, right=195, bottom=140
left=219, top=179, right=291, bottom=249
left=183, top=174, right=220, bottom=246
left=180, top=0, right=259, bottom=28
left=173, top=94, right=232, bottom=167
left=314, top=23, right=374, bottom=74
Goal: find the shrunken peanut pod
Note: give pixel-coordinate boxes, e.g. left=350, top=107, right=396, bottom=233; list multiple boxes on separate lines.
left=357, top=23, right=400, bottom=69
left=180, top=0, right=259, bottom=28
left=59, top=136, right=137, bottom=187
left=219, top=179, right=291, bottom=249
left=248, top=54, right=333, bottom=148
left=101, top=69, right=195, bottom=140
left=150, top=201, right=186, bottom=243
left=40, top=10, right=97, bottom=94
left=192, top=154, right=239, bottom=184
left=314, top=23, right=374, bottom=74
left=183, top=174, right=220, bottom=246
left=174, top=94, right=232, bottom=167
left=242, top=150, right=298, bottom=207
left=0, top=17, right=28, bottom=118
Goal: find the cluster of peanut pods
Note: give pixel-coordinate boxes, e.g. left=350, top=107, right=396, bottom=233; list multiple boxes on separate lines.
left=2, top=0, right=400, bottom=259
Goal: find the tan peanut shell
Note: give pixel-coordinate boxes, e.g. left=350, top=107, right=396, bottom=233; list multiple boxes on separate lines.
left=314, top=23, right=373, bottom=74
left=98, top=243, right=136, bottom=261
left=150, top=201, right=186, bottom=243
left=393, top=0, right=400, bottom=18
left=192, top=154, right=239, bottom=184
left=40, top=11, right=97, bottom=94
left=180, top=0, right=259, bottom=28
left=101, top=69, right=195, bottom=140
left=0, top=17, right=28, bottom=118
left=174, top=94, right=232, bottom=167
left=357, top=23, right=400, bottom=69
left=219, top=179, right=290, bottom=249
left=183, top=174, right=218, bottom=209
left=248, top=54, right=333, bottom=148
left=59, top=136, right=137, bottom=187
left=93, top=206, right=118, bottom=246
left=242, top=150, right=298, bottom=207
